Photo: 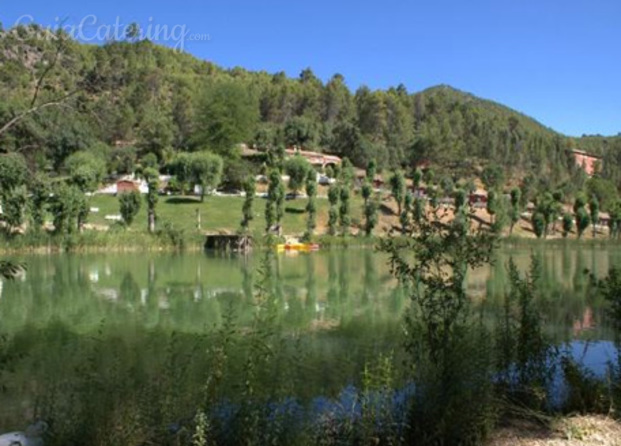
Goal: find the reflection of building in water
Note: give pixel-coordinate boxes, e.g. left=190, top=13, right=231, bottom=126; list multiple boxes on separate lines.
left=96, top=288, right=119, bottom=301
left=573, top=307, right=594, bottom=337
left=89, top=270, right=99, bottom=283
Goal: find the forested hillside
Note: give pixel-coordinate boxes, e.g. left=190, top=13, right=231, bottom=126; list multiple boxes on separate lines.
left=1, top=23, right=620, bottom=190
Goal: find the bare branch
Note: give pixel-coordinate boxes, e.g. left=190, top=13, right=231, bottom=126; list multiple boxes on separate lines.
left=0, top=90, right=78, bottom=137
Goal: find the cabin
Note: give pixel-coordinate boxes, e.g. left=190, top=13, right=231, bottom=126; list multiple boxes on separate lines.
left=116, top=180, right=139, bottom=194
left=570, top=149, right=602, bottom=176
left=598, top=212, right=611, bottom=227
left=285, top=147, right=342, bottom=170
left=412, top=187, right=427, bottom=198
left=469, top=189, right=488, bottom=208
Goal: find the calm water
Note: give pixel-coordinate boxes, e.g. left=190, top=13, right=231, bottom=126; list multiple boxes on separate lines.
left=0, top=245, right=619, bottom=428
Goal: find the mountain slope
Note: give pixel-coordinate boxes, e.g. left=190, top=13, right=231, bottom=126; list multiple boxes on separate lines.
left=0, top=23, right=620, bottom=191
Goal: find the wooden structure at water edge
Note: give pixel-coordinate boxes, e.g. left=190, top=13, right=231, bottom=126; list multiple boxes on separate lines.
left=204, top=234, right=252, bottom=252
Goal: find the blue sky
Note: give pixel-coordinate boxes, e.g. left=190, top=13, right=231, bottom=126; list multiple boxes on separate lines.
left=2, top=0, right=620, bottom=137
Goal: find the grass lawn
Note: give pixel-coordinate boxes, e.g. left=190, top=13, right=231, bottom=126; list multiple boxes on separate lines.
left=88, top=194, right=367, bottom=236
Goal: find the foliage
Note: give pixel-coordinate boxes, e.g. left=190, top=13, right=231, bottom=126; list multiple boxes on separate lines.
left=363, top=197, right=378, bottom=236
left=192, top=79, right=259, bottom=157
left=562, top=213, right=574, bottom=238
left=143, top=167, right=159, bottom=233
left=29, top=173, right=50, bottom=231
left=576, top=207, right=590, bottom=239
left=65, top=151, right=106, bottom=192
left=241, top=178, right=255, bottom=231
left=496, top=258, right=556, bottom=410
left=304, top=171, right=317, bottom=239
left=589, top=196, right=600, bottom=237
left=339, top=187, right=351, bottom=236
left=49, top=183, right=88, bottom=235
left=389, top=170, right=406, bottom=216
left=327, top=184, right=339, bottom=236
left=481, top=164, right=504, bottom=191
left=284, top=155, right=311, bottom=195
left=400, top=192, right=413, bottom=233
left=265, top=170, right=284, bottom=232
left=170, top=151, right=224, bottom=201
left=0, top=153, right=27, bottom=196
left=190, top=152, right=224, bottom=202
left=531, top=212, right=546, bottom=239
left=119, top=190, right=142, bottom=227
left=380, top=204, right=499, bottom=444
left=2, top=186, right=27, bottom=232
left=585, top=177, right=617, bottom=211
left=509, top=188, right=522, bottom=235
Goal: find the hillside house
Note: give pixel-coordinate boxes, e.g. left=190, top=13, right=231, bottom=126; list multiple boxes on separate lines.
left=285, top=147, right=342, bottom=170
left=116, top=180, right=139, bottom=194
left=469, top=189, right=488, bottom=208
left=571, top=149, right=602, bottom=176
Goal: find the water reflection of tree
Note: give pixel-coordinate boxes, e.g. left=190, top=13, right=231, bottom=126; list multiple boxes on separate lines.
left=338, top=249, right=350, bottom=321
left=327, top=251, right=338, bottom=318
left=305, top=254, right=318, bottom=327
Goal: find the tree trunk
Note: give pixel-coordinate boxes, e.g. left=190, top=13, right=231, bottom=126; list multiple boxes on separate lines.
left=148, top=209, right=155, bottom=233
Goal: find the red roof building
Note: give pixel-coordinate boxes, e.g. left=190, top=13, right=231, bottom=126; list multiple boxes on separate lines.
left=571, top=150, right=602, bottom=176
left=116, top=180, right=139, bottom=194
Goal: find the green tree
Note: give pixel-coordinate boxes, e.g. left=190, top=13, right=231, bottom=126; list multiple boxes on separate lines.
left=119, top=190, right=142, bottom=227
left=284, top=155, right=311, bottom=196
left=361, top=178, right=377, bottom=236
left=126, top=22, right=140, bottom=41
left=328, top=184, right=340, bottom=236
left=143, top=167, right=159, bottom=233
left=389, top=170, right=406, bottom=216
left=576, top=207, right=590, bottom=239
left=534, top=192, right=556, bottom=238
left=400, top=192, right=413, bottom=234
left=169, top=152, right=193, bottom=194
left=440, top=175, right=454, bottom=196
left=3, top=186, right=27, bottom=233
left=137, top=107, right=174, bottom=161
left=339, top=157, right=355, bottom=188
left=265, top=170, right=284, bottom=233
left=609, top=202, right=621, bottom=239
left=509, top=188, right=522, bottom=235
left=412, top=168, right=423, bottom=190
left=0, top=153, right=28, bottom=196
left=562, top=213, right=574, bottom=238
left=29, top=173, right=50, bottom=232
left=574, top=193, right=588, bottom=214
left=532, top=212, right=546, bottom=239
left=366, top=159, right=377, bottom=182
left=49, top=183, right=87, bottom=235
left=304, top=171, right=317, bottom=239
left=364, top=197, right=378, bottom=236
left=481, top=164, right=504, bottom=191
left=454, top=189, right=467, bottom=214
left=413, top=197, right=426, bottom=225
left=487, top=190, right=498, bottom=224
left=190, top=152, right=223, bottom=202
left=65, top=151, right=106, bottom=192
left=339, top=187, right=351, bottom=236
left=423, top=168, right=435, bottom=186
left=240, top=179, right=255, bottom=231
left=193, top=80, right=259, bottom=157
left=589, top=196, right=600, bottom=237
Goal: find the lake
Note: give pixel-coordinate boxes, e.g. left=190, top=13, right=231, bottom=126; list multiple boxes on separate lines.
left=0, top=244, right=619, bottom=440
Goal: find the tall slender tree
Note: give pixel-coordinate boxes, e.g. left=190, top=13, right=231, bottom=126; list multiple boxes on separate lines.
left=304, top=170, right=317, bottom=239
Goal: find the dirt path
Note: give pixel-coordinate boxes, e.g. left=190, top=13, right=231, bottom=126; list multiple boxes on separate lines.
left=489, top=416, right=621, bottom=445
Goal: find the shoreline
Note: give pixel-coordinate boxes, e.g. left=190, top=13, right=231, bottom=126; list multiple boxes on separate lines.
left=1, top=231, right=621, bottom=256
